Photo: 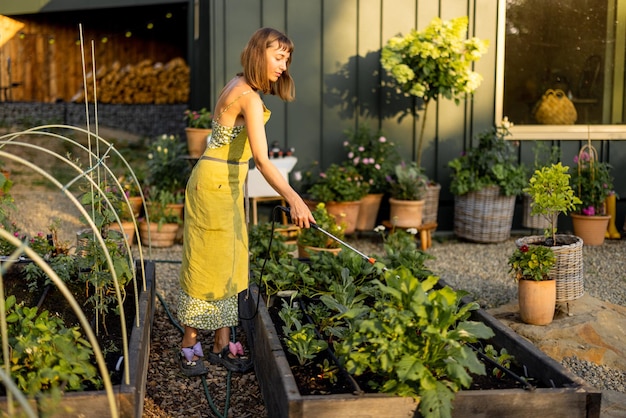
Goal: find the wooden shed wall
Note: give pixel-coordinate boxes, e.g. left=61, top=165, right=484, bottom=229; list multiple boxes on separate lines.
left=0, top=6, right=187, bottom=103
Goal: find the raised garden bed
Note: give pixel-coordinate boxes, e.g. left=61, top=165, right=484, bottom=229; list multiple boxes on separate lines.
left=240, top=284, right=601, bottom=418
left=0, top=259, right=156, bottom=418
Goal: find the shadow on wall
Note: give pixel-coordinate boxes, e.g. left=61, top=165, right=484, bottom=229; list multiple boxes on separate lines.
left=324, top=50, right=424, bottom=122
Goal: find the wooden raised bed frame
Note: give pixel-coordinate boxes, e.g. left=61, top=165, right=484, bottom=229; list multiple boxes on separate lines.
left=0, top=260, right=156, bottom=418
left=240, top=284, right=601, bottom=418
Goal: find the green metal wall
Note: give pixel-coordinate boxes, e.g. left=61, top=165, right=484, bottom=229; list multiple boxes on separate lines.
left=201, top=0, right=498, bottom=194
left=194, top=0, right=501, bottom=228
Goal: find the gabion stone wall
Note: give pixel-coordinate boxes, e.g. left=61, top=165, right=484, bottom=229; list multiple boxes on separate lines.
left=0, top=102, right=188, bottom=138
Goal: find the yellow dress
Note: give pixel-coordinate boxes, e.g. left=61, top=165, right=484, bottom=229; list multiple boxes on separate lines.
left=178, top=90, right=270, bottom=330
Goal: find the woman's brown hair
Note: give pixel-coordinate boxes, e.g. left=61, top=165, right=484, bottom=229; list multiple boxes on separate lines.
left=240, top=27, right=295, bottom=101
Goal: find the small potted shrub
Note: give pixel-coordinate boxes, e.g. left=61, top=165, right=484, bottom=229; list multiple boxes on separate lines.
left=296, top=202, right=344, bottom=258
left=508, top=243, right=557, bottom=325
left=448, top=118, right=527, bottom=242
left=306, top=163, right=370, bottom=234
left=519, top=162, right=584, bottom=302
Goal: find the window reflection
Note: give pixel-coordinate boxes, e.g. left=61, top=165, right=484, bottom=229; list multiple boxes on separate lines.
left=503, top=0, right=623, bottom=126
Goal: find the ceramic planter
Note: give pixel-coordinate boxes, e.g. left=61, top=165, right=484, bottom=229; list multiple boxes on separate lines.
left=356, top=193, right=383, bottom=231
left=570, top=213, right=611, bottom=246
left=184, top=127, right=211, bottom=159
left=240, top=284, right=601, bottom=418
left=388, top=197, right=425, bottom=228
left=325, top=200, right=361, bottom=235
left=518, top=279, right=557, bottom=325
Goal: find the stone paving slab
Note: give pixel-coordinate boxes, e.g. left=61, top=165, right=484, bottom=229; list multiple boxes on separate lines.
left=488, top=293, right=626, bottom=418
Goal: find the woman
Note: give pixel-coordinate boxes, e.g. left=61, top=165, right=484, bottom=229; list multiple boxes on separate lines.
left=177, top=27, right=315, bottom=376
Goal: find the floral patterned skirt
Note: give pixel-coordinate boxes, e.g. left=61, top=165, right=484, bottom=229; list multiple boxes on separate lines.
left=177, top=291, right=238, bottom=330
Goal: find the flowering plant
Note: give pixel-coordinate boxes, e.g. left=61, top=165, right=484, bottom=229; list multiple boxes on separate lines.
left=380, top=16, right=488, bottom=165
left=570, top=146, right=615, bottom=216
left=387, top=161, right=428, bottom=200
left=307, top=163, right=370, bottom=203
left=145, top=134, right=191, bottom=201
left=508, top=244, right=556, bottom=282
left=448, top=118, right=526, bottom=197
left=184, top=108, right=212, bottom=129
left=343, top=125, right=400, bottom=193
left=297, top=203, right=344, bottom=249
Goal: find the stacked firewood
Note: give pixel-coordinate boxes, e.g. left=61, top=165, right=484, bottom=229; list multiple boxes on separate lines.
left=72, top=57, right=190, bottom=104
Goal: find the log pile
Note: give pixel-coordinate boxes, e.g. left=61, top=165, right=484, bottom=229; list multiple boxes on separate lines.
left=72, top=57, right=190, bottom=104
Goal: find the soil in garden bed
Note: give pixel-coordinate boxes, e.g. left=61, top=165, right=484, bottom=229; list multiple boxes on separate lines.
left=268, top=301, right=549, bottom=396
left=0, top=261, right=139, bottom=391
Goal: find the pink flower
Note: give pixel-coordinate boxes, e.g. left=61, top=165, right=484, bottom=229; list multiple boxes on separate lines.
left=358, top=146, right=365, bottom=152
left=379, top=136, right=386, bottom=143
left=582, top=206, right=595, bottom=216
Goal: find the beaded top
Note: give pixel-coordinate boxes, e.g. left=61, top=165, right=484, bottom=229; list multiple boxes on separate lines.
left=207, top=120, right=245, bottom=149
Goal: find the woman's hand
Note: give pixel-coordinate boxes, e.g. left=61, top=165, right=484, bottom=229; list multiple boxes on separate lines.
left=287, top=197, right=315, bottom=229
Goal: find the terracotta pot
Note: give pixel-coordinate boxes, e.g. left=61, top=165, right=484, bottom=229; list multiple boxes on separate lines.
left=388, top=198, right=425, bottom=228
left=109, top=221, right=137, bottom=245
left=145, top=202, right=184, bottom=221
left=297, top=244, right=342, bottom=259
left=185, top=127, right=211, bottom=159
left=325, top=200, right=361, bottom=235
left=121, top=196, right=144, bottom=219
left=139, top=222, right=179, bottom=248
left=518, top=279, right=556, bottom=325
left=571, top=213, right=611, bottom=246
left=356, top=193, right=383, bottom=231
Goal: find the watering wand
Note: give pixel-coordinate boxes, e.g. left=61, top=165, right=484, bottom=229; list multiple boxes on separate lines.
left=277, top=206, right=380, bottom=267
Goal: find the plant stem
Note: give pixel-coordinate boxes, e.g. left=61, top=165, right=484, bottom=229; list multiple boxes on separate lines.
left=416, top=99, right=430, bottom=167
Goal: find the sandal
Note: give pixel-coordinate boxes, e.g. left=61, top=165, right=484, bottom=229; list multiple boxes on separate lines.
left=178, top=342, right=207, bottom=377
left=207, top=343, right=253, bottom=373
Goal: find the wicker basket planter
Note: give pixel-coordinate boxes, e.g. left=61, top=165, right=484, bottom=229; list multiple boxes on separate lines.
left=522, top=193, right=553, bottom=230
left=240, top=285, right=601, bottom=418
left=422, top=183, right=441, bottom=225
left=515, top=235, right=584, bottom=302
left=454, top=185, right=516, bottom=243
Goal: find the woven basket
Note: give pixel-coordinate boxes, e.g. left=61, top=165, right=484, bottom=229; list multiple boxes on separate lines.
left=533, top=89, right=577, bottom=125
left=515, top=235, right=584, bottom=302
left=521, top=193, right=553, bottom=230
left=453, top=185, right=515, bottom=243
left=422, top=183, right=441, bottom=225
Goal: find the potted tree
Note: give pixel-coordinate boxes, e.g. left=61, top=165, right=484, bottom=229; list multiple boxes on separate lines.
left=306, top=163, right=370, bottom=234
left=342, top=124, right=400, bottom=231
left=386, top=161, right=428, bottom=228
left=569, top=143, right=615, bottom=246
left=519, top=162, right=584, bottom=303
left=508, top=243, right=557, bottom=325
left=448, top=119, right=527, bottom=243
left=380, top=16, right=489, bottom=225
left=183, top=108, right=212, bottom=159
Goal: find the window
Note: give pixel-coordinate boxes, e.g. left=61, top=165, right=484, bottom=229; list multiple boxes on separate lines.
left=496, top=0, right=626, bottom=139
